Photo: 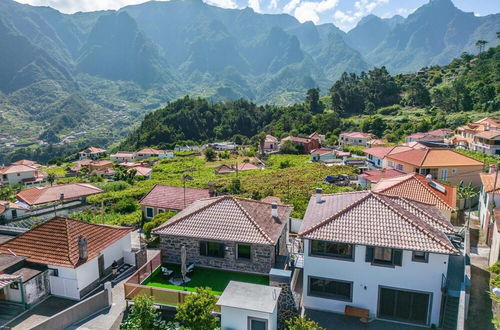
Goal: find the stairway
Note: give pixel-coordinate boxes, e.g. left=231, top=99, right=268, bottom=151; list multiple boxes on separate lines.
left=442, top=296, right=460, bottom=330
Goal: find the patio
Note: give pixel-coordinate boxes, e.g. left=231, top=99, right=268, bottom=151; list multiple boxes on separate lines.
left=304, top=309, right=424, bottom=330
left=143, top=263, right=269, bottom=296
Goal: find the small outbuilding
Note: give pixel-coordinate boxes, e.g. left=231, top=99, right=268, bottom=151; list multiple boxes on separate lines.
left=218, top=281, right=281, bottom=330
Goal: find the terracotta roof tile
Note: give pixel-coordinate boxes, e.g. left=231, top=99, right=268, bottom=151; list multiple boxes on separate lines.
left=237, top=163, right=260, bottom=171
left=281, top=136, right=311, bottom=144
left=358, top=169, right=406, bottom=183
left=16, top=183, right=103, bottom=206
left=386, top=149, right=483, bottom=167
left=310, top=148, right=334, bottom=155
left=154, top=196, right=292, bottom=245
left=340, top=132, right=374, bottom=138
left=372, top=173, right=456, bottom=210
left=140, top=184, right=210, bottom=210
left=0, top=217, right=132, bottom=268
left=137, top=148, right=164, bottom=155
left=363, top=147, right=394, bottom=159
left=80, top=147, right=106, bottom=154
left=299, top=191, right=458, bottom=254
left=11, top=160, right=39, bottom=167
left=480, top=172, right=500, bottom=193
left=134, top=167, right=152, bottom=177
left=0, top=165, right=37, bottom=174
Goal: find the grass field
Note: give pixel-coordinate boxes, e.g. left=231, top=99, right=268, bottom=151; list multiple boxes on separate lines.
left=143, top=264, right=269, bottom=296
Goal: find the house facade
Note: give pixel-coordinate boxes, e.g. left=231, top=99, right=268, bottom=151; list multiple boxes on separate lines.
left=263, top=135, right=279, bottom=153
left=299, top=191, right=459, bottom=327
left=0, top=217, right=134, bottom=300
left=0, top=165, right=45, bottom=186
left=280, top=136, right=320, bottom=154
left=0, top=201, right=28, bottom=221
left=110, top=152, right=136, bottom=163
left=78, top=147, right=106, bottom=160
left=452, top=117, right=500, bottom=150
left=154, top=196, right=292, bottom=274
left=384, top=148, right=484, bottom=186
left=339, top=132, right=374, bottom=147
left=310, top=148, right=335, bottom=163
left=140, top=184, right=210, bottom=220
left=478, top=172, right=500, bottom=245
left=470, top=131, right=500, bottom=155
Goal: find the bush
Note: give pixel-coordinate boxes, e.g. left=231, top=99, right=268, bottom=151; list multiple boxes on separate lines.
left=143, top=211, right=177, bottom=239
left=377, top=104, right=401, bottom=115
left=281, top=140, right=301, bottom=154
left=100, top=181, right=131, bottom=192
left=286, top=316, right=325, bottom=330
left=279, top=160, right=292, bottom=169
left=219, top=151, right=230, bottom=159
left=120, top=295, right=173, bottom=330
left=112, top=198, right=138, bottom=214
left=342, top=145, right=365, bottom=156
left=175, top=287, right=218, bottom=330
left=204, top=147, right=216, bottom=161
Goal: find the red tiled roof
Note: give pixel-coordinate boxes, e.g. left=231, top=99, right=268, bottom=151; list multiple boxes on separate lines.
left=16, top=183, right=103, bottom=206
left=480, top=172, right=500, bottom=193
left=386, top=148, right=483, bottom=167
left=237, top=163, right=260, bottom=171
left=340, top=132, right=374, bottom=138
left=358, top=169, right=406, bottom=183
left=0, top=217, right=132, bottom=268
left=134, top=167, right=152, bottom=177
left=140, top=184, right=210, bottom=210
left=89, top=160, right=113, bottom=166
left=0, top=165, right=37, bottom=174
left=366, top=139, right=386, bottom=146
left=11, top=160, right=38, bottom=167
left=80, top=147, right=106, bottom=154
left=281, top=136, right=311, bottom=144
left=215, top=165, right=235, bottom=174
left=137, top=148, right=164, bottom=155
left=299, top=191, right=458, bottom=254
left=310, top=148, right=334, bottom=155
left=363, top=147, right=394, bottom=159
left=154, top=196, right=292, bottom=245
left=265, top=135, right=278, bottom=142
left=372, top=173, right=456, bottom=210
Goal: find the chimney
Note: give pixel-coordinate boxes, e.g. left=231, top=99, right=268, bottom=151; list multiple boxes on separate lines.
left=3, top=202, right=9, bottom=210
left=271, top=202, right=278, bottom=218
left=490, top=164, right=497, bottom=174
left=316, top=188, right=323, bottom=203
left=78, top=237, right=88, bottom=262
left=207, top=181, right=216, bottom=197
left=60, top=193, right=64, bottom=201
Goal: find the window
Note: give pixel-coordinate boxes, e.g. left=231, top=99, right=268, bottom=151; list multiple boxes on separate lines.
left=158, top=209, right=165, bottom=214
left=412, top=251, right=428, bottom=263
left=378, top=287, right=430, bottom=325
left=248, top=317, right=267, bottom=330
left=308, top=276, right=352, bottom=301
left=17, top=173, right=20, bottom=177
left=366, top=246, right=402, bottom=266
left=310, top=240, right=353, bottom=260
left=49, top=268, right=59, bottom=277
left=11, top=209, right=17, bottom=219
left=396, top=164, right=403, bottom=171
left=237, top=244, right=251, bottom=261
left=145, top=207, right=153, bottom=218
left=199, top=241, right=225, bottom=258
left=9, top=282, right=19, bottom=290
left=440, top=168, right=448, bottom=181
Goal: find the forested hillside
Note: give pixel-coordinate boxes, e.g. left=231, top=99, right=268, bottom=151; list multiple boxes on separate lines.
left=121, top=46, right=500, bottom=151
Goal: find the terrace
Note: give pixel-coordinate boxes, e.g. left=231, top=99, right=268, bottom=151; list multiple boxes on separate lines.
left=124, top=252, right=270, bottom=307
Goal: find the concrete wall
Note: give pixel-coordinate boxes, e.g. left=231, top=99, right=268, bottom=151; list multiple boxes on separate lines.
left=302, top=240, right=448, bottom=327
left=490, top=221, right=500, bottom=266
left=160, top=235, right=277, bottom=274
left=221, top=306, right=277, bottom=330
left=24, top=270, right=51, bottom=305
left=32, top=285, right=111, bottom=330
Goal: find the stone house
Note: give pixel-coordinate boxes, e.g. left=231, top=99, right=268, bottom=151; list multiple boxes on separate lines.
left=153, top=196, right=292, bottom=274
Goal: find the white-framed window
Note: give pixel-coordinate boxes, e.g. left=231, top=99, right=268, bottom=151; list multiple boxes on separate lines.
left=440, top=168, right=448, bottom=181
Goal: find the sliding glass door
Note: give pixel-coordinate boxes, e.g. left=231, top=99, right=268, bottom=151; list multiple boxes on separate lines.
left=378, top=287, right=431, bottom=325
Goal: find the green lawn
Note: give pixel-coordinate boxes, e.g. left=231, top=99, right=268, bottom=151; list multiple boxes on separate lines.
left=143, top=264, right=269, bottom=296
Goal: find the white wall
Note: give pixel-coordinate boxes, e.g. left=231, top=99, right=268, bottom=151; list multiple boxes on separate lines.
left=101, top=233, right=132, bottom=269
left=3, top=170, right=36, bottom=185
left=302, top=240, right=448, bottom=327
left=221, top=306, right=277, bottom=330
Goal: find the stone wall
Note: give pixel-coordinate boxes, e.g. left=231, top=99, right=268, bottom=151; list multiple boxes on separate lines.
left=25, top=270, right=50, bottom=306
left=159, top=235, right=276, bottom=274
left=270, top=271, right=299, bottom=329
left=134, top=247, right=147, bottom=269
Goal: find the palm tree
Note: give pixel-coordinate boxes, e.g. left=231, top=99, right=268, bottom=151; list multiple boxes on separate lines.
left=47, top=173, right=56, bottom=186
left=475, top=40, right=488, bottom=53
left=457, top=181, right=478, bottom=228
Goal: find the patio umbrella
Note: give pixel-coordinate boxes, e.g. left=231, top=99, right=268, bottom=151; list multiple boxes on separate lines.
left=181, top=245, right=187, bottom=280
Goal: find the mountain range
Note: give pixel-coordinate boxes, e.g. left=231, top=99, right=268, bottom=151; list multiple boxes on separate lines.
left=0, top=0, right=498, bottom=148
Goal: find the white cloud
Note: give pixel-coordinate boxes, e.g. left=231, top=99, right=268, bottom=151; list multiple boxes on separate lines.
left=247, top=0, right=262, bottom=12
left=333, top=0, right=389, bottom=31
left=268, top=0, right=278, bottom=10
left=283, top=0, right=301, bottom=13
left=205, top=0, right=238, bottom=9
left=293, top=0, right=339, bottom=23
left=14, top=0, right=161, bottom=13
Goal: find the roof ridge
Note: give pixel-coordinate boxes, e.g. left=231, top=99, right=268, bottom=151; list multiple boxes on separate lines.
left=62, top=218, right=76, bottom=266
left=231, top=197, right=274, bottom=244
left=374, top=194, right=457, bottom=254
left=233, top=196, right=293, bottom=208
left=379, top=173, right=453, bottom=210
left=299, top=191, right=372, bottom=236
left=153, top=196, right=223, bottom=232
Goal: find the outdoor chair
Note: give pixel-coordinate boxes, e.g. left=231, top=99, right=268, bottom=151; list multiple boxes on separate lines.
left=161, top=266, right=173, bottom=277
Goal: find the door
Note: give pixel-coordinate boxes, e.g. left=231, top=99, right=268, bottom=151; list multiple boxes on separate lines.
left=378, top=287, right=431, bottom=325
left=98, top=255, right=105, bottom=278
left=0, top=288, right=5, bottom=300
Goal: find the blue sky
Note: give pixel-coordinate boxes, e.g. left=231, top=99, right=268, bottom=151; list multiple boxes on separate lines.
left=15, top=0, right=500, bottom=31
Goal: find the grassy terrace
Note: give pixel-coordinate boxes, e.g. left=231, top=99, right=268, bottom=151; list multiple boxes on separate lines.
left=143, top=264, right=269, bottom=296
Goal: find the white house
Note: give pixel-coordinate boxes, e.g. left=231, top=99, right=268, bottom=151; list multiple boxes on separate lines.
left=478, top=173, right=500, bottom=250
left=0, top=201, right=29, bottom=221
left=218, top=281, right=281, bottom=330
left=0, top=217, right=135, bottom=300
left=0, top=164, right=45, bottom=186
left=78, top=147, right=106, bottom=160
left=299, top=190, right=459, bottom=327
left=110, top=152, right=136, bottom=163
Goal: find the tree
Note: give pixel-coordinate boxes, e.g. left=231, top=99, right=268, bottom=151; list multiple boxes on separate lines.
left=175, top=287, right=218, bottom=330
left=204, top=147, right=216, bottom=161
left=47, top=173, right=56, bottom=186
left=280, top=140, right=300, bottom=154
left=286, top=316, right=325, bottom=330
left=228, top=177, right=241, bottom=193
left=405, top=80, right=431, bottom=106
left=305, top=88, right=324, bottom=114
left=120, top=295, right=171, bottom=330
left=475, top=40, right=488, bottom=53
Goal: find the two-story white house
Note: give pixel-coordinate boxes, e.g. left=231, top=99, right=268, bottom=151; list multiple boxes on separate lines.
left=478, top=172, right=500, bottom=244
left=299, top=190, right=459, bottom=327
left=0, top=165, right=45, bottom=186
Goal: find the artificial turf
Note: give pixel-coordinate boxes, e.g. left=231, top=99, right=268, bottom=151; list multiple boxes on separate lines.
left=143, top=263, right=269, bottom=296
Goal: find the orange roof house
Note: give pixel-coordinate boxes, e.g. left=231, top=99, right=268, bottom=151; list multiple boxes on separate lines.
left=384, top=149, right=484, bottom=186
left=17, top=183, right=103, bottom=206
left=140, top=184, right=211, bottom=215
